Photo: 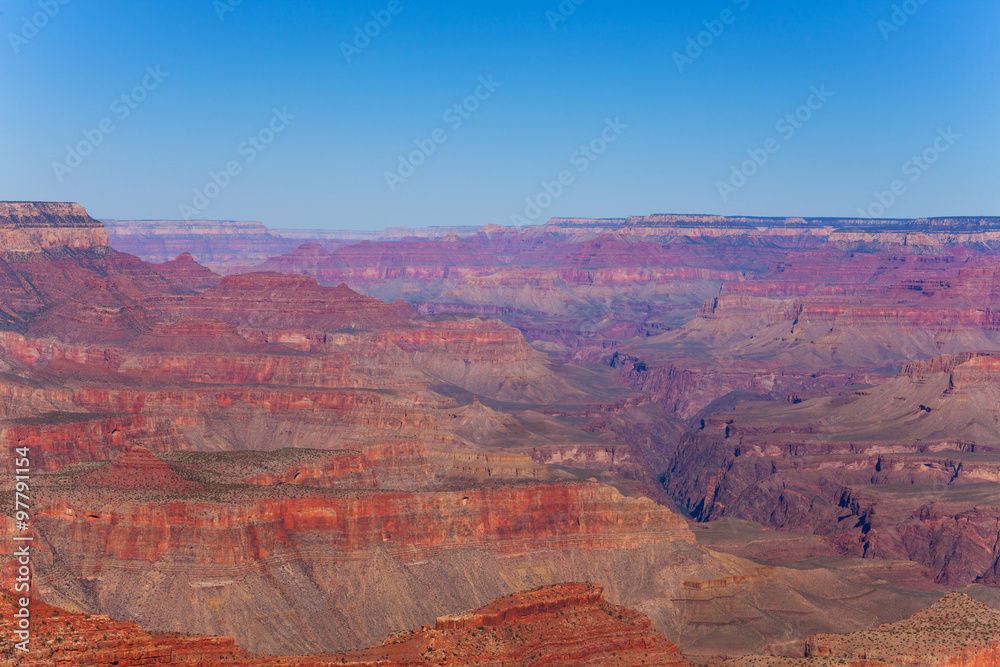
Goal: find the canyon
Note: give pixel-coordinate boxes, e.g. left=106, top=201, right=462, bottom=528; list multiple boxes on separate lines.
left=8, top=584, right=1000, bottom=667
left=0, top=584, right=690, bottom=666
left=4, top=204, right=1000, bottom=663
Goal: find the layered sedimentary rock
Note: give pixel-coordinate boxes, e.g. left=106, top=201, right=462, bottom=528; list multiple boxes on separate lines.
left=1, top=203, right=720, bottom=657
left=723, top=593, right=1000, bottom=666
left=0, top=585, right=689, bottom=667
left=0, top=203, right=606, bottom=467
left=10, top=206, right=1000, bottom=663
left=336, top=583, right=690, bottom=666
left=0, top=202, right=109, bottom=251
left=123, top=214, right=1000, bottom=420
left=0, top=206, right=196, bottom=342
left=0, top=233, right=645, bottom=489
left=0, top=592, right=173, bottom=667
left=99, top=218, right=1000, bottom=476
left=6, top=580, right=999, bottom=667
left=8, top=445, right=970, bottom=661
left=666, top=352, right=1000, bottom=586
left=6, top=442, right=701, bottom=655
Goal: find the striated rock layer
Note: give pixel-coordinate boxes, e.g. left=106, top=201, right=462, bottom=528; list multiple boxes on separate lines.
left=5, top=442, right=701, bottom=655
left=11, top=206, right=1000, bottom=662
left=666, top=352, right=1000, bottom=586
left=0, top=202, right=108, bottom=251
left=0, top=584, right=689, bottom=666
left=332, top=583, right=690, bottom=666
left=133, top=213, right=1000, bottom=422
left=0, top=592, right=174, bottom=667
left=723, top=593, right=1000, bottom=666
left=9, top=448, right=999, bottom=662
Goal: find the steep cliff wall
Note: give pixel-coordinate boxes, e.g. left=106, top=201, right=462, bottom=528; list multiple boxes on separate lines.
left=0, top=585, right=690, bottom=667
left=0, top=202, right=109, bottom=252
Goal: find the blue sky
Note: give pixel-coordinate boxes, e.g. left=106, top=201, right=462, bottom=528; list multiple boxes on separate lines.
left=0, top=0, right=997, bottom=229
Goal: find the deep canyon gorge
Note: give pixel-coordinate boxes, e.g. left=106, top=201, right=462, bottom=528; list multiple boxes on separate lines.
left=4, top=203, right=1000, bottom=665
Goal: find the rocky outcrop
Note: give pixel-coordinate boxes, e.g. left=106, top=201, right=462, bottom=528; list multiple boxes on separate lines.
left=78, top=445, right=196, bottom=491
left=0, top=592, right=173, bottom=666
left=12, top=206, right=1000, bottom=663
left=6, top=442, right=704, bottom=656
left=0, top=585, right=689, bottom=666
left=0, top=412, right=191, bottom=472
left=11, top=445, right=995, bottom=661
left=145, top=215, right=1000, bottom=425
left=433, top=582, right=604, bottom=630
left=722, top=593, right=1000, bottom=666
left=149, top=252, right=222, bottom=291
left=0, top=202, right=108, bottom=252
left=666, top=353, right=1000, bottom=586
left=805, top=593, right=1000, bottom=665
left=31, top=480, right=695, bottom=565
left=347, top=583, right=691, bottom=666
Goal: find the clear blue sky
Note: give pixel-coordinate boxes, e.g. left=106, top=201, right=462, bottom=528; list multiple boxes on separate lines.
left=0, top=0, right=997, bottom=229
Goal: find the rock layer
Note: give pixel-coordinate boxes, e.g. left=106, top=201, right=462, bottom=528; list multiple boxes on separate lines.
left=665, top=353, right=1000, bottom=586
left=723, top=593, right=1000, bottom=666
left=0, top=585, right=689, bottom=667
left=10, top=207, right=1000, bottom=662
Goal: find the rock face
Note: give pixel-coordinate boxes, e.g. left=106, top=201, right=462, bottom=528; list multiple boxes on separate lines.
left=0, top=203, right=714, bottom=657
left=11, top=443, right=709, bottom=655
left=0, top=592, right=174, bottom=667
left=123, top=214, right=1000, bottom=418
left=11, top=206, right=1000, bottom=663
left=0, top=202, right=108, bottom=251
left=336, top=583, right=690, bottom=666
left=723, top=593, right=1000, bottom=666
left=666, top=352, right=1000, bottom=586
left=78, top=444, right=196, bottom=491
left=103, top=216, right=1000, bottom=450
left=0, top=208, right=596, bottom=470
left=0, top=585, right=688, bottom=666
left=14, top=446, right=1000, bottom=662
left=805, top=593, right=1000, bottom=665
